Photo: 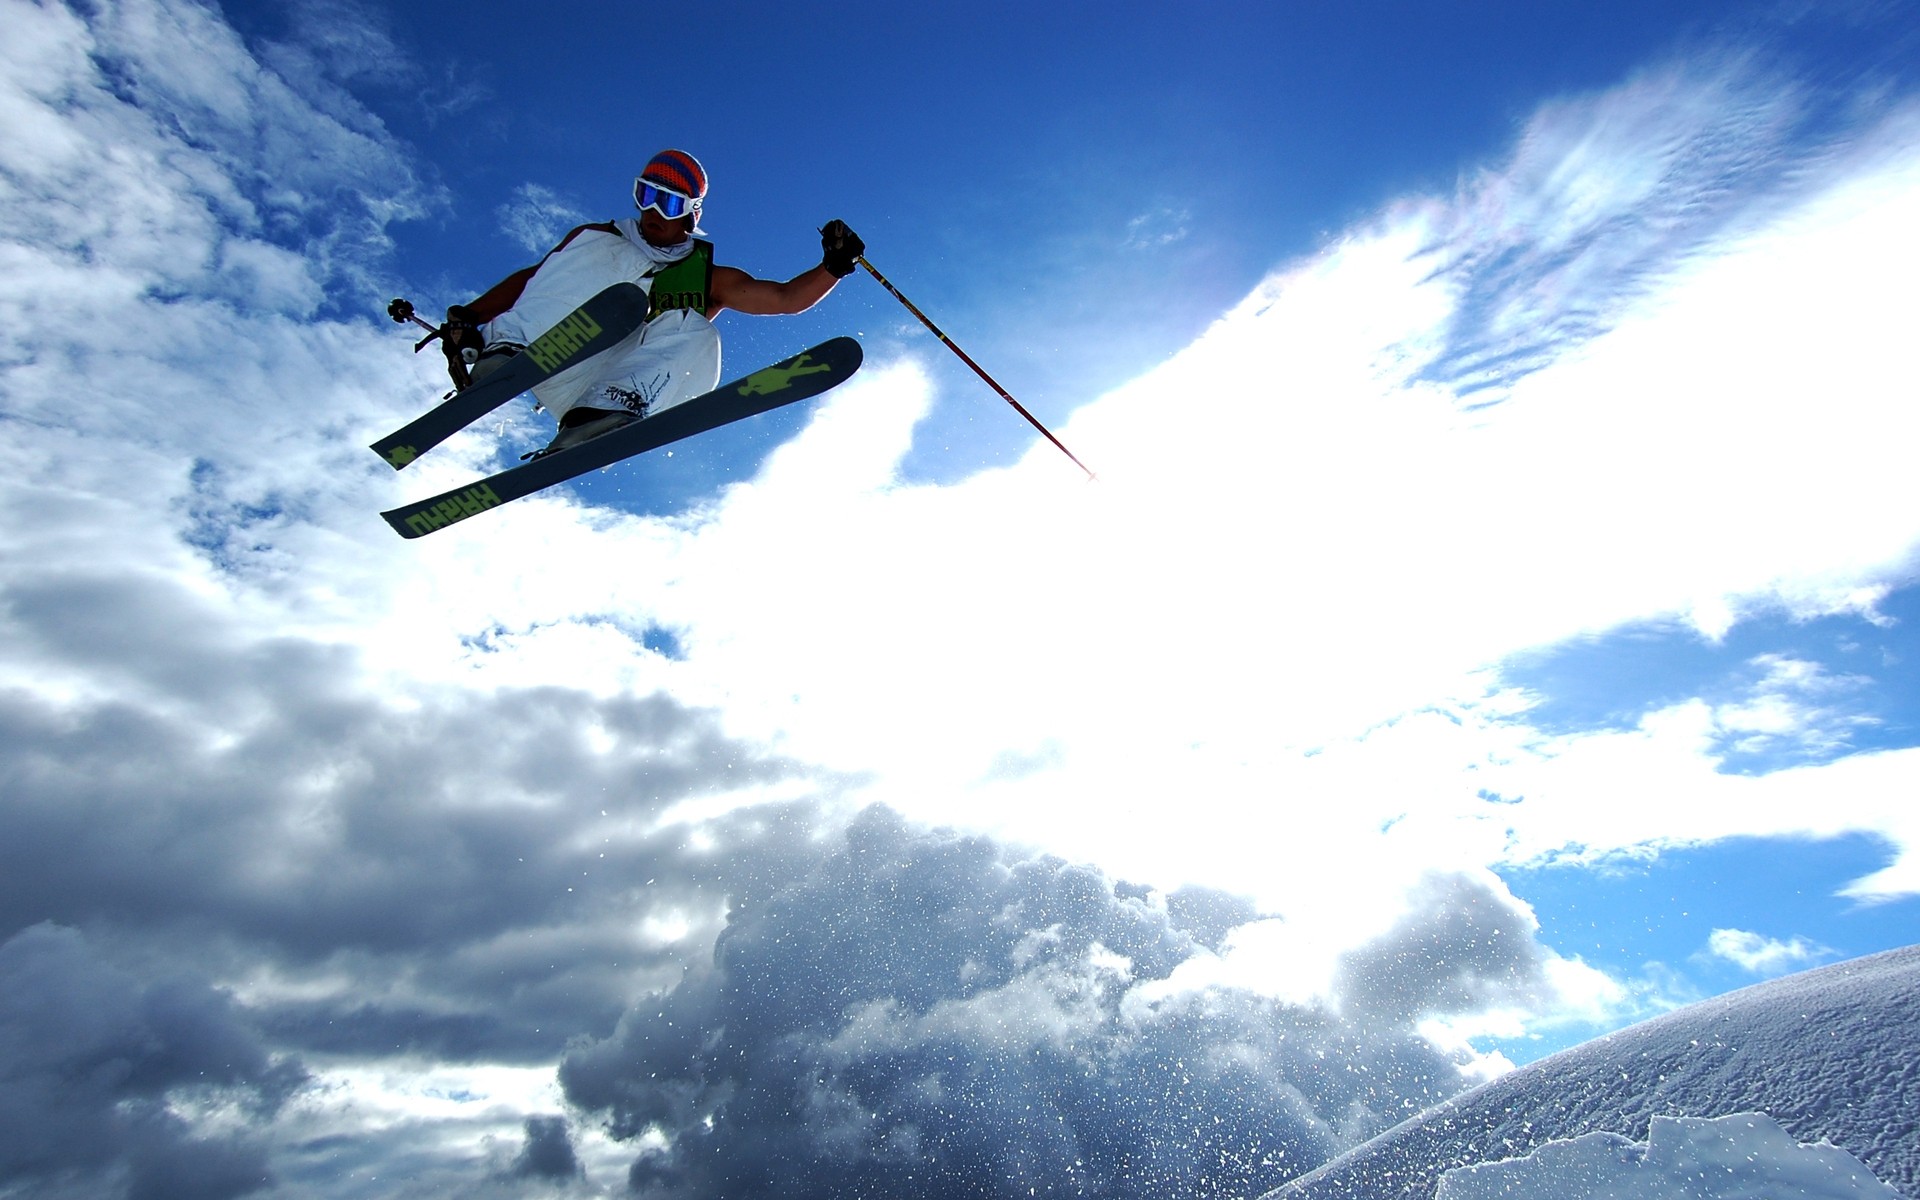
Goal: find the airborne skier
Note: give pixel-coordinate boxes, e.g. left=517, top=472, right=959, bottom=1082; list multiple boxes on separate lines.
left=438, top=148, right=865, bottom=458
left=372, top=144, right=1085, bottom=539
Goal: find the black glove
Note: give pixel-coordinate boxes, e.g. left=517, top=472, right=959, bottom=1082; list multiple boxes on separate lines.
left=437, top=305, right=484, bottom=386
left=820, top=219, right=865, bottom=278
left=442, top=305, right=483, bottom=352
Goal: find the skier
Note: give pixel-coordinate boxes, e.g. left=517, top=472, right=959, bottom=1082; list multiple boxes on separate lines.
left=440, top=149, right=864, bottom=456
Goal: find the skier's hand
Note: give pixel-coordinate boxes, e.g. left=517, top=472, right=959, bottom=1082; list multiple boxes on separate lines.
left=820, top=219, right=865, bottom=278
left=437, top=306, right=484, bottom=388
left=441, top=305, right=483, bottom=350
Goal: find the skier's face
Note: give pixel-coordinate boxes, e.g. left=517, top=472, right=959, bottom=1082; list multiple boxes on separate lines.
left=638, top=208, right=692, bottom=247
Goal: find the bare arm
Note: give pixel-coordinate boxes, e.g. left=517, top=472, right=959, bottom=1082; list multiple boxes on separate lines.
left=708, top=263, right=842, bottom=317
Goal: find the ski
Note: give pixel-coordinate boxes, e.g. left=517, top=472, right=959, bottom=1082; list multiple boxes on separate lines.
left=381, top=336, right=863, bottom=539
left=369, top=282, right=650, bottom=470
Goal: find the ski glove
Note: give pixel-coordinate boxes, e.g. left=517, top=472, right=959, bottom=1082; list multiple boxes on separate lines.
left=438, top=304, right=485, bottom=388
left=820, top=219, right=865, bottom=278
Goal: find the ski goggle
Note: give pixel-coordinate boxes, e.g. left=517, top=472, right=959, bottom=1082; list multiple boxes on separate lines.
left=634, top=179, right=701, bottom=221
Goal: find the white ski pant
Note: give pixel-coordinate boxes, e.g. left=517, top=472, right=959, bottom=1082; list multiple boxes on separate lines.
left=476, top=308, right=721, bottom=424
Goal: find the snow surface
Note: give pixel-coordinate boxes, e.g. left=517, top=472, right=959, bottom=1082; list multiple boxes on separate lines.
left=1265, top=945, right=1919, bottom=1200
left=1433, top=1113, right=1906, bottom=1200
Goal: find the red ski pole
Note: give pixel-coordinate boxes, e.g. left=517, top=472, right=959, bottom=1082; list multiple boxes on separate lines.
left=857, top=256, right=1096, bottom=481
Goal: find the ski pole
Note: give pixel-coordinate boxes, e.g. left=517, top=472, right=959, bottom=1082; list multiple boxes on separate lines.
left=389, top=297, right=475, bottom=390
left=856, top=256, right=1096, bottom=481
left=387, top=298, right=443, bottom=348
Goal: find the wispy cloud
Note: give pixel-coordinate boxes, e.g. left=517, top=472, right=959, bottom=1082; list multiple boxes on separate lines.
left=1709, top=654, right=1882, bottom=768
left=1124, top=206, right=1192, bottom=248
left=497, top=183, right=588, bottom=254
left=1415, top=54, right=1836, bottom=396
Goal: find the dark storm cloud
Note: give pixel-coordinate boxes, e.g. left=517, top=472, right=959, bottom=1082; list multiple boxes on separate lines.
left=0, top=562, right=850, bottom=1067
left=0, top=923, right=302, bottom=1200
left=508, top=1116, right=582, bottom=1181
left=560, top=810, right=1542, bottom=1200
left=0, top=556, right=863, bottom=1197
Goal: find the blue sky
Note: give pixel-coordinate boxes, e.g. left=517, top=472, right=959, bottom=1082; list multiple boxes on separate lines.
left=283, top=0, right=1897, bottom=487
left=2, top=0, right=1919, bottom=1196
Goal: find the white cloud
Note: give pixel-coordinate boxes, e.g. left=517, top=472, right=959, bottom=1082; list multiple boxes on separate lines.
left=573, top=70, right=1920, bottom=921
left=1705, top=928, right=1837, bottom=975
left=1705, top=653, right=1881, bottom=762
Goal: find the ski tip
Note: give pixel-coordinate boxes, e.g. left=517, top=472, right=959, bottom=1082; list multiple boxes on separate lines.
left=368, top=438, right=424, bottom=470
left=805, top=334, right=862, bottom=372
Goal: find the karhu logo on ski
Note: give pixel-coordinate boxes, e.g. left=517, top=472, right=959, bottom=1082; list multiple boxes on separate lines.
left=385, top=444, right=421, bottom=468
left=404, top=483, right=503, bottom=536
left=526, top=310, right=606, bottom=373
left=738, top=354, right=832, bottom=396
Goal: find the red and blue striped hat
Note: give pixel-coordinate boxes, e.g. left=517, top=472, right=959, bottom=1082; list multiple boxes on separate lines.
left=640, top=149, right=707, bottom=200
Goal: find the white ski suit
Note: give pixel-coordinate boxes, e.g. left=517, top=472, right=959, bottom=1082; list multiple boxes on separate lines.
left=463, top=219, right=721, bottom=422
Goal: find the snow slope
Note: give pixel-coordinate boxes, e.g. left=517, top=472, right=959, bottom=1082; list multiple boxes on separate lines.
left=1265, top=945, right=1919, bottom=1200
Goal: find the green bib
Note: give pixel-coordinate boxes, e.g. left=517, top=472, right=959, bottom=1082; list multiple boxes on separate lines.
left=647, top=239, right=713, bottom=320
